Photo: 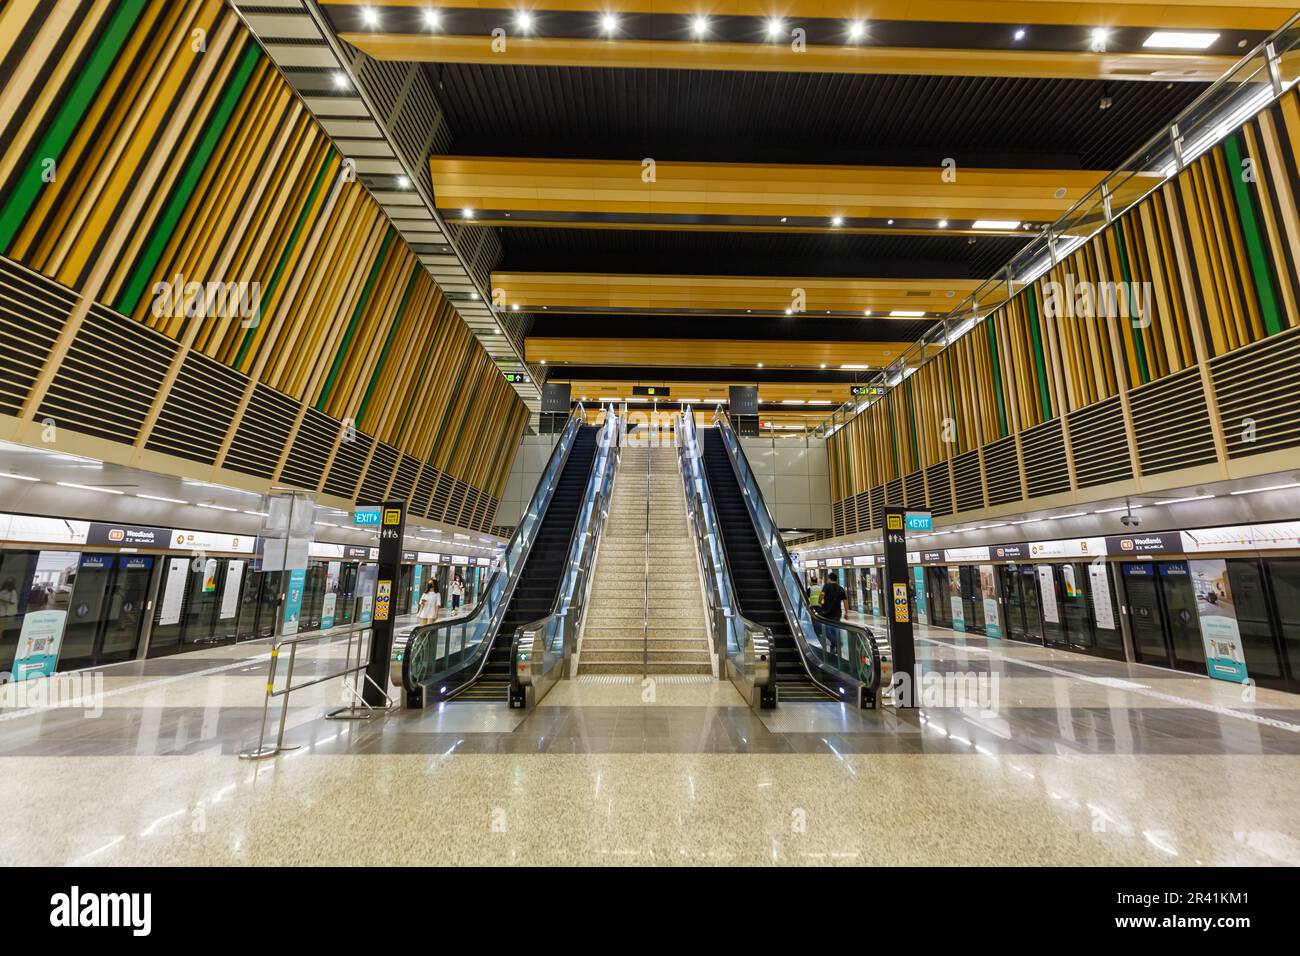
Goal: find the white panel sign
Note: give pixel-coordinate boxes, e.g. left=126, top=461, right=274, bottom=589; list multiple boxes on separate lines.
left=1037, top=565, right=1060, bottom=624
left=0, top=514, right=90, bottom=546
left=219, top=560, right=245, bottom=620
left=169, top=529, right=255, bottom=554
left=1087, top=563, right=1116, bottom=631
left=159, top=558, right=189, bottom=626
left=944, top=545, right=991, bottom=563
left=1028, top=537, right=1106, bottom=560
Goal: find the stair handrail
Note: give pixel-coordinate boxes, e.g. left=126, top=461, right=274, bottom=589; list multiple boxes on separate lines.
left=511, top=406, right=620, bottom=705
left=678, top=408, right=774, bottom=708
left=393, top=405, right=587, bottom=706
left=709, top=407, right=880, bottom=707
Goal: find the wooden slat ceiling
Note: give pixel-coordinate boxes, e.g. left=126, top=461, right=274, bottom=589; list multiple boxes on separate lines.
left=430, top=157, right=1125, bottom=234
left=491, top=272, right=982, bottom=315
left=525, top=336, right=909, bottom=368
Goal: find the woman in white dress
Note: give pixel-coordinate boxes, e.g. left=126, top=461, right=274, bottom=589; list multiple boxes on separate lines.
left=416, top=582, right=441, bottom=625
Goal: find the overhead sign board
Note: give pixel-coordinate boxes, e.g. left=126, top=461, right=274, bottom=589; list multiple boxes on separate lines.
left=632, top=385, right=669, bottom=397
left=904, top=511, right=932, bottom=532
left=353, top=506, right=382, bottom=527
left=503, top=371, right=526, bottom=384
left=851, top=385, right=886, bottom=397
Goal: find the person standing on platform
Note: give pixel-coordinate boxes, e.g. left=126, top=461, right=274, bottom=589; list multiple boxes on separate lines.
left=820, top=574, right=846, bottom=658
left=451, top=573, right=465, bottom=611
left=417, top=582, right=441, bottom=626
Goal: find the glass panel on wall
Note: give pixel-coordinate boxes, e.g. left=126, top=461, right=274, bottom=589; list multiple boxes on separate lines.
left=1123, top=562, right=1169, bottom=666
left=57, top=554, right=113, bottom=671
left=1158, top=561, right=1206, bottom=674
left=1060, top=563, right=1094, bottom=650
left=1037, top=565, right=1065, bottom=645
left=1227, top=559, right=1284, bottom=682
left=1020, top=565, right=1044, bottom=643
left=959, top=566, right=984, bottom=633
left=1084, top=562, right=1124, bottom=660
left=925, top=567, right=951, bottom=628
left=1000, top=566, right=1026, bottom=640
left=1267, top=558, right=1300, bottom=684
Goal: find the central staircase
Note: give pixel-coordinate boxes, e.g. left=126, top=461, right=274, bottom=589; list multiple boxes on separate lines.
left=579, top=441, right=713, bottom=675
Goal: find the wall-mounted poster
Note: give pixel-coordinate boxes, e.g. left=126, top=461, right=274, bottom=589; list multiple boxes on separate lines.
left=282, top=568, right=306, bottom=637
left=219, top=560, right=244, bottom=620
left=159, top=558, right=188, bottom=626
left=1189, top=559, right=1249, bottom=683
left=913, top=566, right=928, bottom=625
left=10, top=609, right=68, bottom=681
left=947, top=567, right=965, bottom=632
left=1087, top=563, right=1116, bottom=631
left=979, top=564, right=1002, bottom=638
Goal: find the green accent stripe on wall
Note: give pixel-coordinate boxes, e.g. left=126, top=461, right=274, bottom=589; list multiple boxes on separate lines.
left=233, top=149, right=335, bottom=371
left=116, top=41, right=262, bottom=313
left=905, top=376, right=920, bottom=470
left=1112, top=220, right=1150, bottom=385
left=316, top=227, right=396, bottom=411
left=0, top=0, right=149, bottom=251
left=357, top=268, right=420, bottom=425
left=1224, top=133, right=1284, bottom=336
left=1024, top=290, right=1053, bottom=419
left=986, top=317, right=1008, bottom=437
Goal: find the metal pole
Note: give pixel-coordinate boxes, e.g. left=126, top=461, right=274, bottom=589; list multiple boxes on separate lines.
left=272, top=641, right=299, bottom=752
left=1266, top=41, right=1284, bottom=96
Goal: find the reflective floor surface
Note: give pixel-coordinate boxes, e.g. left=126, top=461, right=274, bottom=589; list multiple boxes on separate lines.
left=1, top=614, right=1298, bottom=866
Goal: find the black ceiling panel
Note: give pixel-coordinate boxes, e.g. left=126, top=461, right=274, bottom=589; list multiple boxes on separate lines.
left=528, top=313, right=935, bottom=342
left=430, top=64, right=1207, bottom=169
left=497, top=227, right=1031, bottom=280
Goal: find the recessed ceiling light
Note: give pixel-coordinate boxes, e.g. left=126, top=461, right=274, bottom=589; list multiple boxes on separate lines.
left=757, top=362, right=764, bottom=367
left=780, top=216, right=788, bottom=223
left=462, top=208, right=475, bottom=219
left=848, top=21, right=866, bottom=41
left=424, top=9, right=441, bottom=29
left=863, top=309, right=872, bottom=316
left=540, top=359, right=546, bottom=364
left=600, top=13, right=618, bottom=34
left=691, top=15, right=708, bottom=37
left=889, top=310, right=925, bottom=317
left=840, top=363, right=870, bottom=369
left=972, top=219, right=1020, bottom=230
left=784, top=308, right=792, bottom=315
left=470, top=291, right=478, bottom=299
left=361, top=7, right=380, bottom=28
left=937, top=220, right=948, bottom=228
left=511, top=303, right=520, bottom=310
left=396, top=174, right=410, bottom=189
left=766, top=18, right=783, bottom=39
left=819, top=363, right=827, bottom=368
left=1142, top=31, right=1220, bottom=50
left=332, top=72, right=349, bottom=89
left=1091, top=27, right=1109, bottom=47
left=516, top=11, right=534, bottom=32
left=831, top=215, right=844, bottom=226
left=782, top=399, right=806, bottom=404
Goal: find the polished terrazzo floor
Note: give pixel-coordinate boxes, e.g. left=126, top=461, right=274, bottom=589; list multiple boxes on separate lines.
left=1, top=613, right=1298, bottom=865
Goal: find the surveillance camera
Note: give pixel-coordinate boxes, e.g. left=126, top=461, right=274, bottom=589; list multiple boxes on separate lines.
left=1120, top=514, right=1140, bottom=527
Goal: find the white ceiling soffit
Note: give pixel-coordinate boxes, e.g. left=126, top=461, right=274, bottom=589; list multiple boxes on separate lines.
left=228, top=0, right=541, bottom=416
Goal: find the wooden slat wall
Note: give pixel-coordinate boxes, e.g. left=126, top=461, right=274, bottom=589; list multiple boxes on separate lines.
left=0, top=0, right=525, bottom=511
left=828, top=88, right=1300, bottom=527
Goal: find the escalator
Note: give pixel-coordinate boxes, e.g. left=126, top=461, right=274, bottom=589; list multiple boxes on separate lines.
left=696, top=413, right=880, bottom=707
left=451, top=425, right=598, bottom=701
left=394, top=410, right=603, bottom=707
left=702, top=430, right=832, bottom=701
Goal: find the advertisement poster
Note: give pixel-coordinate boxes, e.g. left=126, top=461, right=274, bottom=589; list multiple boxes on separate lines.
left=1189, top=559, right=1249, bottom=683
left=947, top=567, right=965, bottom=632
left=869, top=575, right=881, bottom=618
left=1037, top=565, right=1060, bottom=624
left=979, top=564, right=1002, bottom=638
left=159, top=558, right=188, bottom=626
left=913, top=566, right=928, bottom=625
left=1087, top=563, right=1116, bottom=631
left=219, top=560, right=244, bottom=620
left=10, top=609, right=68, bottom=681
left=321, top=562, right=340, bottom=629
left=1062, top=564, right=1080, bottom=598
left=411, top=563, right=424, bottom=610
left=282, top=568, right=306, bottom=637
left=202, top=558, right=218, bottom=594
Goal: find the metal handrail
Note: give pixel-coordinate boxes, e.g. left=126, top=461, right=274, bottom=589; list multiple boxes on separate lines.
left=817, top=14, right=1300, bottom=436
left=641, top=429, right=651, bottom=677
left=711, top=406, right=880, bottom=707
left=394, top=405, right=586, bottom=705
left=510, top=407, right=620, bottom=705
left=678, top=408, right=775, bottom=707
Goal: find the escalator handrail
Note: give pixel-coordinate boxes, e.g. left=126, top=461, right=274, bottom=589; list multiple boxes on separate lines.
left=510, top=406, right=620, bottom=696
left=678, top=410, right=774, bottom=662
left=397, top=406, right=587, bottom=696
left=709, top=406, right=880, bottom=704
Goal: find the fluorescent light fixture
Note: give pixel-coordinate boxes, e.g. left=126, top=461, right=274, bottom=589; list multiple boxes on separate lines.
left=0, top=472, right=39, bottom=482
left=136, top=493, right=188, bottom=505
left=598, top=396, right=622, bottom=401
left=781, top=399, right=806, bottom=405
left=1053, top=511, right=1087, bottom=519
left=244, top=510, right=267, bottom=517
left=1143, top=31, right=1219, bottom=50
left=808, top=400, right=833, bottom=405
left=840, top=363, right=871, bottom=369
left=1010, top=518, right=1037, bottom=525
left=973, top=220, right=1020, bottom=230
left=57, top=482, right=123, bottom=495
left=198, top=503, right=238, bottom=512
left=1154, top=494, right=1215, bottom=505
left=889, top=310, right=925, bottom=317
left=676, top=398, right=701, bottom=403
left=1229, top=482, right=1300, bottom=496
left=1094, top=505, right=1144, bottom=514
left=979, top=522, right=1008, bottom=529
